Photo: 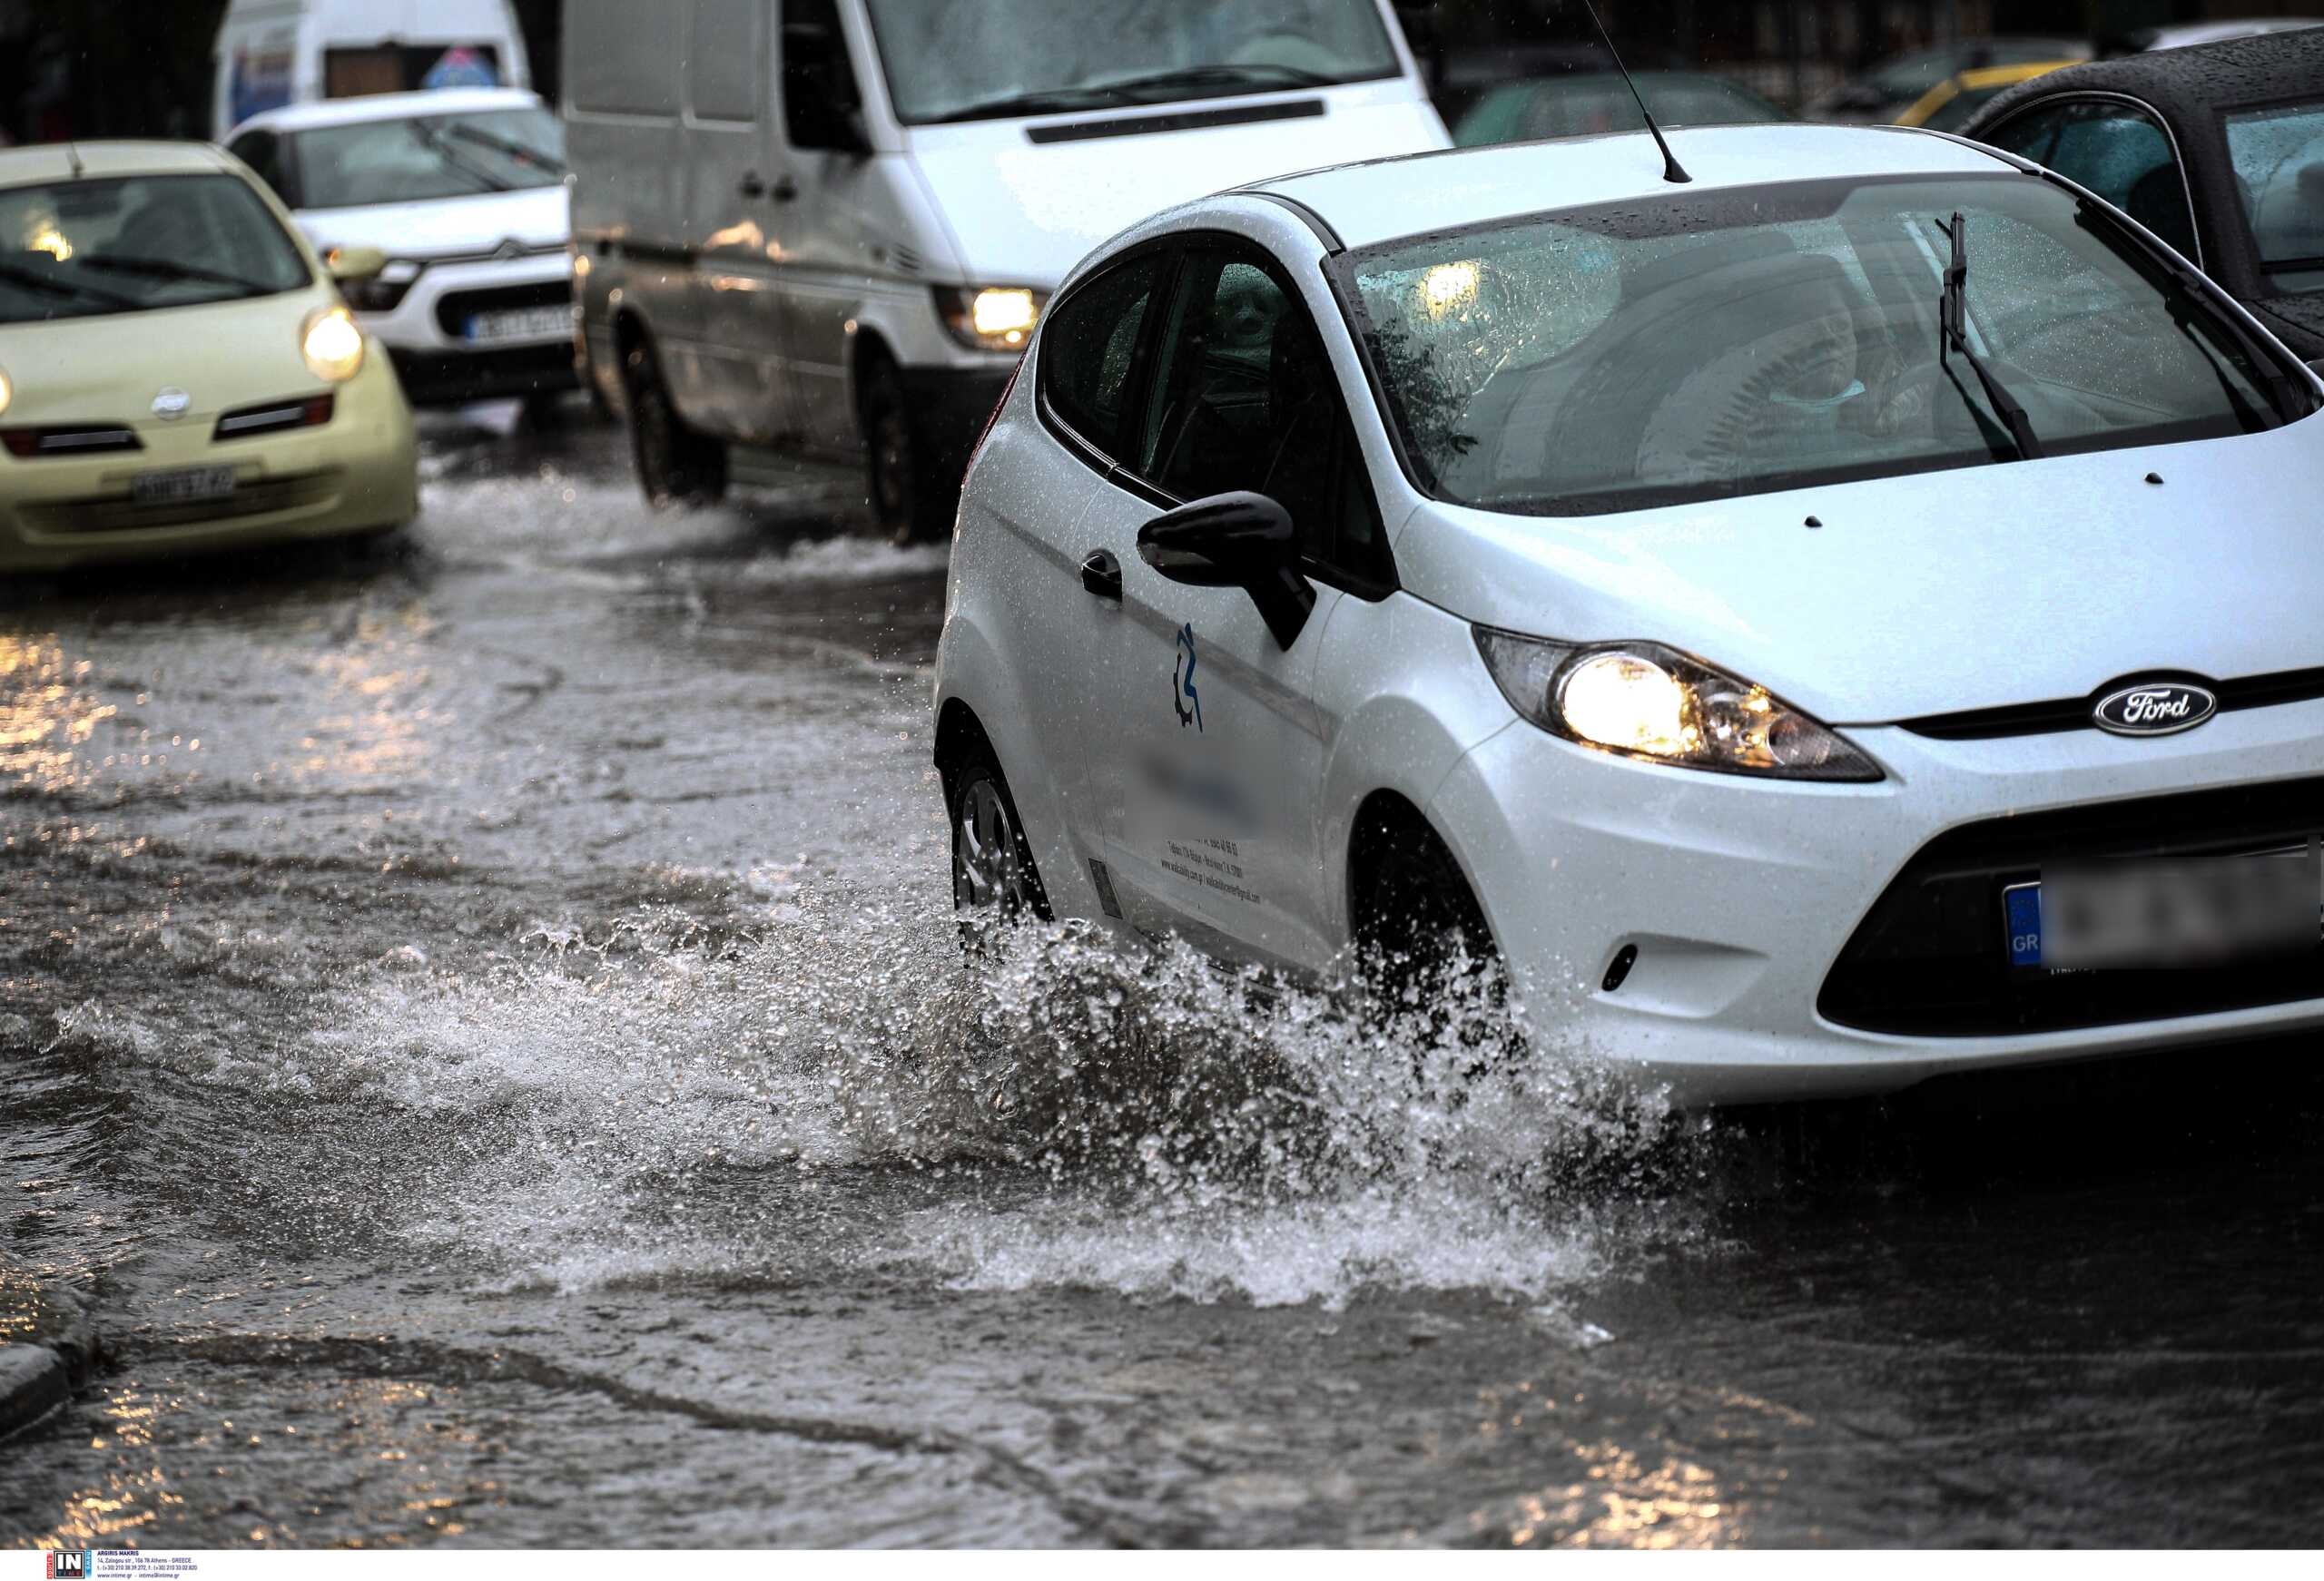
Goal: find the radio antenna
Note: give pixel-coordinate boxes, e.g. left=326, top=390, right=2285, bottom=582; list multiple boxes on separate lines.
left=1576, top=0, right=1690, bottom=183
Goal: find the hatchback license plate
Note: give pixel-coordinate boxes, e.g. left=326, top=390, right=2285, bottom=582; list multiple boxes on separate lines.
left=465, top=306, right=567, bottom=346
left=2005, top=846, right=2324, bottom=969
left=132, top=466, right=238, bottom=506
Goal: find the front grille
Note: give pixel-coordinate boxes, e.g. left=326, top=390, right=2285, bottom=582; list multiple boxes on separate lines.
left=434, top=280, right=570, bottom=338
left=214, top=395, right=334, bottom=440
left=1820, top=777, right=2324, bottom=1036
left=1898, top=666, right=2324, bottom=740
left=23, top=470, right=339, bottom=534
left=3, top=425, right=143, bottom=458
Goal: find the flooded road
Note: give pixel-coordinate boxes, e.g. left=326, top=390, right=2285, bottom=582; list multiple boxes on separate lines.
left=5, top=406, right=2322, bottom=1547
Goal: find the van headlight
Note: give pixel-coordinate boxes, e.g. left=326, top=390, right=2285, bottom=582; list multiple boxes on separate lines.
left=300, top=306, right=367, bottom=383
left=1474, top=629, right=1882, bottom=781
left=935, top=286, right=1044, bottom=352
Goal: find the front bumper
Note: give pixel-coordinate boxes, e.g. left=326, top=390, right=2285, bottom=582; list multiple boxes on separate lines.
left=359, top=251, right=576, bottom=406
left=0, top=350, right=419, bottom=574
left=1436, top=698, right=2324, bottom=1105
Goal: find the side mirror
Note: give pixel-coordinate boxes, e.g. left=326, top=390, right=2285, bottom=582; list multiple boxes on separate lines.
left=1136, top=491, right=1315, bottom=650
left=328, top=245, right=387, bottom=282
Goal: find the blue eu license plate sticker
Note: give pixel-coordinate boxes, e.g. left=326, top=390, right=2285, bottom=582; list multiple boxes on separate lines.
left=2004, top=882, right=2043, bottom=967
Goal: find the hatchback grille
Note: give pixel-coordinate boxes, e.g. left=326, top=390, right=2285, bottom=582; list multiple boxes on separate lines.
left=214, top=395, right=335, bottom=440
left=1897, top=666, right=2324, bottom=740
left=2, top=425, right=143, bottom=458
left=23, top=470, right=339, bottom=534
left=1819, top=778, right=2324, bottom=1036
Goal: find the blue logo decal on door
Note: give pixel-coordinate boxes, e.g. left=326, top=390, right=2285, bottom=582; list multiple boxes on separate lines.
left=1172, top=623, right=1203, bottom=732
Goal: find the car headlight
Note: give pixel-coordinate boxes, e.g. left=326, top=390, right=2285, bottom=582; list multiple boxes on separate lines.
left=0, top=363, right=11, bottom=418
left=935, top=285, right=1044, bottom=352
left=1474, top=629, right=1882, bottom=781
left=300, top=306, right=367, bottom=383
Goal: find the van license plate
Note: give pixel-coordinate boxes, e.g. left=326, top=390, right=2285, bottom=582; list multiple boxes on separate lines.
left=132, top=466, right=238, bottom=506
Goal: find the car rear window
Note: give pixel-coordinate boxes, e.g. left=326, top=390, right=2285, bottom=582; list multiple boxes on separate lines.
left=1335, top=172, right=2309, bottom=517
left=2223, top=100, right=2324, bottom=294
left=0, top=173, right=310, bottom=325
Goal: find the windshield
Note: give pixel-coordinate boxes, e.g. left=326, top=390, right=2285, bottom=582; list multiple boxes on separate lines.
left=2223, top=100, right=2324, bottom=294
left=1337, top=174, right=2305, bottom=517
left=290, top=106, right=566, bottom=210
left=0, top=173, right=310, bottom=326
left=861, top=0, right=1401, bottom=124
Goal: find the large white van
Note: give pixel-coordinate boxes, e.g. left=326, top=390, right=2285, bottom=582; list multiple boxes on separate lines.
left=212, top=0, right=534, bottom=139
left=563, top=0, right=1448, bottom=537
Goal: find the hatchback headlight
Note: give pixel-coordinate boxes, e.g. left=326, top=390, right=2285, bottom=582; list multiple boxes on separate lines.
left=1474, top=629, right=1882, bottom=781
left=935, top=285, right=1044, bottom=352
left=300, top=306, right=366, bottom=383
left=0, top=363, right=11, bottom=418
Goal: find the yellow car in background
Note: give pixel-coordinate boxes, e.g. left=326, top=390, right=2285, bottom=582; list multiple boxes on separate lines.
left=1895, top=60, right=2080, bottom=134
left=0, top=142, right=418, bottom=574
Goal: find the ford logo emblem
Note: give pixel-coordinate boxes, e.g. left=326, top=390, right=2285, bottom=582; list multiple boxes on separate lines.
left=151, top=388, right=191, bottom=421
left=2093, top=679, right=2218, bottom=736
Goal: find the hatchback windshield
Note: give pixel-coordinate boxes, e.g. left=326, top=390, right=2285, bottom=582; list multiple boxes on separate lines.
left=862, top=0, right=1401, bottom=124
left=1339, top=174, right=2305, bottom=516
left=291, top=106, right=566, bottom=210
left=2223, top=101, right=2324, bottom=294
left=0, top=173, right=310, bottom=325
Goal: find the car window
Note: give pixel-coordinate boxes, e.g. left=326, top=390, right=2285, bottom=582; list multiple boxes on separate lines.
left=1985, top=100, right=2197, bottom=261
left=1039, top=250, right=1168, bottom=459
left=2223, top=100, right=2324, bottom=294
left=227, top=131, right=293, bottom=205
left=1337, top=173, right=2300, bottom=518
left=0, top=173, right=311, bottom=325
left=1137, top=248, right=1388, bottom=584
left=290, top=106, right=566, bottom=211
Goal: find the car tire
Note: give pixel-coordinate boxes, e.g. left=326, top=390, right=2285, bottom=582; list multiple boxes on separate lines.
left=625, top=340, right=728, bottom=508
left=944, top=738, right=1051, bottom=950
left=1353, top=808, right=1504, bottom=1037
left=861, top=354, right=957, bottom=543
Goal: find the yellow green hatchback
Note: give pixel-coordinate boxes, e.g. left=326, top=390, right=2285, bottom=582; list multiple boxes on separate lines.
left=0, top=141, right=419, bottom=574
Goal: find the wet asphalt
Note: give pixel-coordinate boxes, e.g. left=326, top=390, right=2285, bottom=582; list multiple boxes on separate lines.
left=3, top=403, right=2321, bottom=1547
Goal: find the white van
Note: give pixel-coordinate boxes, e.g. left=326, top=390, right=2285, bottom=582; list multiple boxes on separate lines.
left=212, top=0, right=533, bottom=139
left=563, top=0, right=1448, bottom=537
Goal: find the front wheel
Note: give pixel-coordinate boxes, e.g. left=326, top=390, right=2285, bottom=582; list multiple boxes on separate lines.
left=946, top=744, right=1049, bottom=951
left=625, top=342, right=728, bottom=508
left=862, top=357, right=958, bottom=543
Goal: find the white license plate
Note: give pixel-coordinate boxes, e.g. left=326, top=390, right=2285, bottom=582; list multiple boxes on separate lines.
left=2005, top=844, right=2324, bottom=969
left=464, top=306, right=568, bottom=346
left=131, top=466, right=238, bottom=506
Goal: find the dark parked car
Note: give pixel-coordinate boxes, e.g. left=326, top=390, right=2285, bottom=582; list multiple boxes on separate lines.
left=1960, top=29, right=2324, bottom=364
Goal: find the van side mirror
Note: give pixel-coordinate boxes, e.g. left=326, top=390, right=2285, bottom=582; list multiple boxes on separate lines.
left=783, top=19, right=874, bottom=156
left=1136, top=492, right=1315, bottom=650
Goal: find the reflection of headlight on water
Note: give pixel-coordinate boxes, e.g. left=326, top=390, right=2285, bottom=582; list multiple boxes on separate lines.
left=1420, top=260, right=1480, bottom=318
left=1135, top=751, right=1261, bottom=834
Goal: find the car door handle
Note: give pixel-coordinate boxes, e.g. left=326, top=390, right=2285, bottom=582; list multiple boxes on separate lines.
left=738, top=172, right=766, bottom=199
left=770, top=174, right=799, bottom=202
left=1079, top=549, right=1122, bottom=601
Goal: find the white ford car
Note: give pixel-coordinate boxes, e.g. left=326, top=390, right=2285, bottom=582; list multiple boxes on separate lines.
left=932, top=122, right=2324, bottom=1105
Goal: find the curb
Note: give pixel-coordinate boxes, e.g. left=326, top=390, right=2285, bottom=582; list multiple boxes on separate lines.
left=1, top=1286, right=100, bottom=1439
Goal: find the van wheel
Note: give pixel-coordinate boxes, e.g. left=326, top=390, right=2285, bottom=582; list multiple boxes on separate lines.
left=944, top=740, right=1050, bottom=951
left=862, top=355, right=956, bottom=543
left=625, top=341, right=727, bottom=507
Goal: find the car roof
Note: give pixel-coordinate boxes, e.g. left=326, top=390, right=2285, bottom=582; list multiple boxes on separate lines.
left=1969, top=25, right=2324, bottom=136
left=230, top=87, right=543, bottom=137
left=1257, top=123, right=2014, bottom=251
left=0, top=140, right=236, bottom=190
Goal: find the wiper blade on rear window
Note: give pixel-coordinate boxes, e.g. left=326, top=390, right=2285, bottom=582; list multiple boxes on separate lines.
left=1937, top=211, right=2043, bottom=461
left=78, top=254, right=279, bottom=294
left=923, top=86, right=1142, bottom=123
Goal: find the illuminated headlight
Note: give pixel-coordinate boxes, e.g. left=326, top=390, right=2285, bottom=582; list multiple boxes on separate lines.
left=0, top=364, right=11, bottom=419
left=935, top=285, right=1045, bottom=352
left=1474, top=629, right=1882, bottom=781
left=300, top=306, right=367, bottom=383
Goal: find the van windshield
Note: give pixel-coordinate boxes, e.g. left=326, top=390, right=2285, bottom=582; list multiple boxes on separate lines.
left=862, top=0, right=1402, bottom=125
left=291, top=106, right=566, bottom=210
left=1336, top=174, right=2309, bottom=517
left=0, top=174, right=311, bottom=325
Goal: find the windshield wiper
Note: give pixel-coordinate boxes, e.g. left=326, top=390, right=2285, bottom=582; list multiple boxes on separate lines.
left=1097, top=63, right=1344, bottom=99
left=78, top=255, right=279, bottom=294
left=1937, top=211, right=2043, bottom=461
left=437, top=121, right=566, bottom=176
left=412, top=122, right=517, bottom=192
left=923, top=85, right=1143, bottom=123
left=0, top=260, right=143, bottom=310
